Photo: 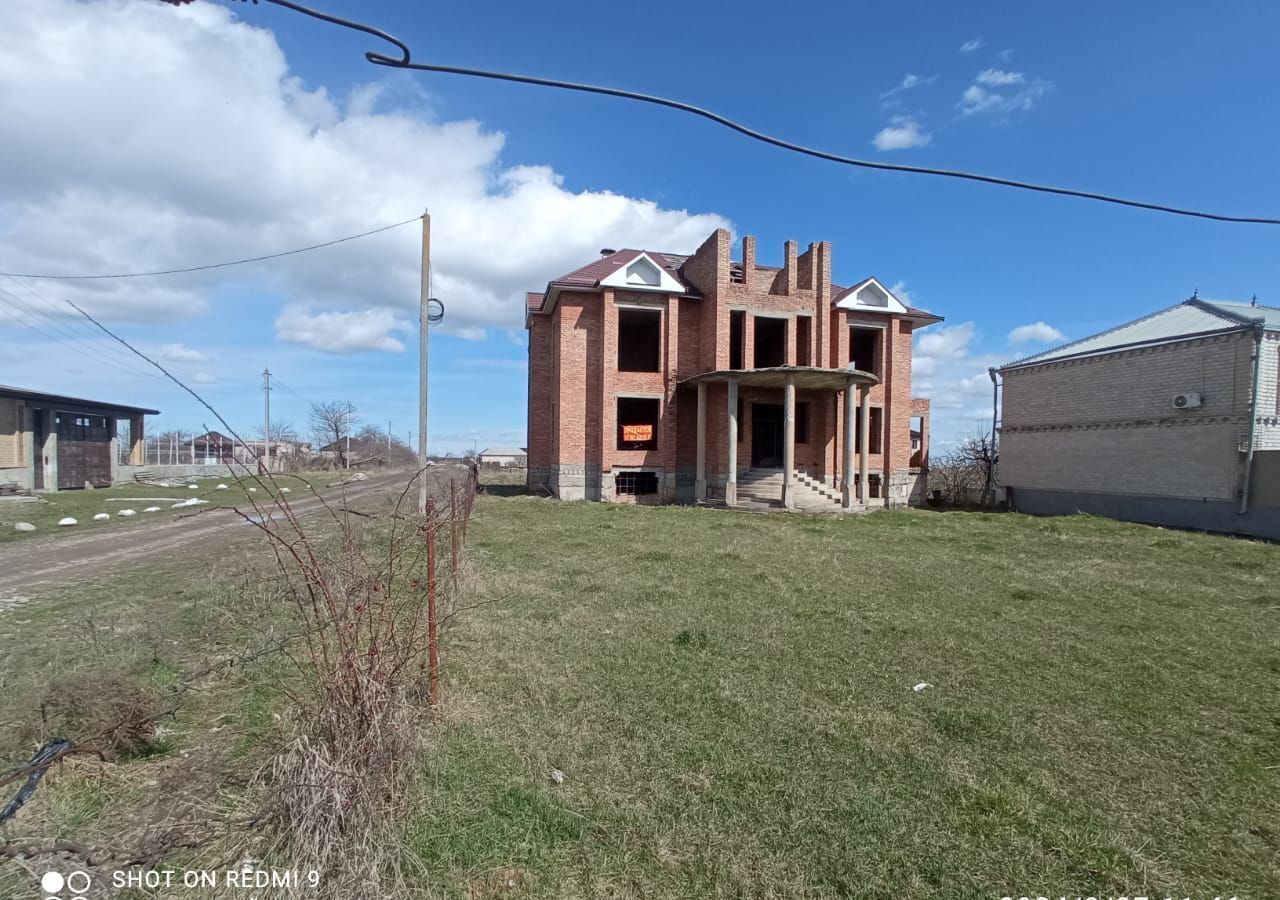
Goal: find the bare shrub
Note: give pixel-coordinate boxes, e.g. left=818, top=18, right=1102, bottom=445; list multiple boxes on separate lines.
left=245, top=472, right=474, bottom=897
left=929, top=433, right=998, bottom=507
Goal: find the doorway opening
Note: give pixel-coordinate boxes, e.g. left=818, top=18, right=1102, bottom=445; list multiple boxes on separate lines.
left=751, top=403, right=783, bottom=468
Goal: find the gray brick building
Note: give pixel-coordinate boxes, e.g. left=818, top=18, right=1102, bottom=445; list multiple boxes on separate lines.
left=997, top=297, right=1280, bottom=540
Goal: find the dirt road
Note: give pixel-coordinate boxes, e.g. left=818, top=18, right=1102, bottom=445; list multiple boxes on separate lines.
left=0, top=470, right=423, bottom=604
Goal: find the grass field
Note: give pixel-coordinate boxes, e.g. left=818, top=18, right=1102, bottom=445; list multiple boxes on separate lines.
left=0, top=471, right=348, bottom=543
left=2, top=488, right=1277, bottom=899
left=412, top=497, right=1280, bottom=899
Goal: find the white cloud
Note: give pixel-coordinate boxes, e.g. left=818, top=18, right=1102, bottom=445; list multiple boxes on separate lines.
left=192, top=370, right=217, bottom=385
left=916, top=322, right=975, bottom=361
left=0, top=0, right=729, bottom=344
left=1008, top=321, right=1066, bottom=345
left=976, top=68, right=1025, bottom=86
left=151, top=343, right=208, bottom=363
left=960, top=38, right=985, bottom=53
left=913, top=320, right=1003, bottom=441
left=888, top=280, right=913, bottom=306
left=958, top=78, right=1051, bottom=117
left=872, top=117, right=932, bottom=151
left=275, top=306, right=410, bottom=353
left=880, top=73, right=935, bottom=100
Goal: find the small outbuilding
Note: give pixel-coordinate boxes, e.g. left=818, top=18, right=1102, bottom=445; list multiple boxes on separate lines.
left=479, top=447, right=527, bottom=467
left=0, top=385, right=157, bottom=492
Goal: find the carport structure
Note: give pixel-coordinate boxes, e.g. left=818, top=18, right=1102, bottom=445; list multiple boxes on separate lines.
left=681, top=366, right=879, bottom=510
left=0, top=385, right=157, bottom=491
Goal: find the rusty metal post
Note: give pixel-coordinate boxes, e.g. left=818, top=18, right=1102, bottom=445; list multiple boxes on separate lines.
left=425, top=498, right=440, bottom=718
left=450, top=479, right=460, bottom=590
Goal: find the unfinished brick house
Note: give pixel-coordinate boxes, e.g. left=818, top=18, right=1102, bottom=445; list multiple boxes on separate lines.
left=525, top=229, right=942, bottom=509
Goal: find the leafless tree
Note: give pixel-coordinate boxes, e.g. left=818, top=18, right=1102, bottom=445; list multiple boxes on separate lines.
left=929, top=432, right=998, bottom=507
left=257, top=421, right=299, bottom=444
left=308, top=401, right=358, bottom=460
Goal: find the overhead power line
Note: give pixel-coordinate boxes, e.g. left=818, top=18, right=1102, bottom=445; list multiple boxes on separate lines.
left=0, top=215, right=422, bottom=280
left=243, top=0, right=1280, bottom=226
left=0, top=283, right=171, bottom=384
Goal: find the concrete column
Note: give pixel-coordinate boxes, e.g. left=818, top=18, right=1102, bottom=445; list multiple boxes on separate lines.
left=129, top=414, right=145, bottom=465
left=41, top=408, right=57, bottom=492
left=726, top=377, right=738, bottom=506
left=109, top=417, right=119, bottom=486
left=695, top=381, right=707, bottom=500
left=858, top=387, right=871, bottom=503
left=782, top=374, right=795, bottom=509
left=842, top=382, right=856, bottom=508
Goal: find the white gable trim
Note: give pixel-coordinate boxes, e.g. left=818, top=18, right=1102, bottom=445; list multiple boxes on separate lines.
left=599, top=252, right=686, bottom=294
left=836, top=277, right=908, bottom=315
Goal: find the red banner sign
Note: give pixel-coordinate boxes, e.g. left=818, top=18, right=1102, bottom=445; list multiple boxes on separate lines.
left=622, top=424, right=653, bottom=442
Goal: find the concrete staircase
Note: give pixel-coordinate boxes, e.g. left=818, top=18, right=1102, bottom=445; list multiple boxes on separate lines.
left=735, top=468, right=844, bottom=511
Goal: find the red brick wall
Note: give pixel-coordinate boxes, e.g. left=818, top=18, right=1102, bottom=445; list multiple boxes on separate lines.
left=528, top=232, right=928, bottom=501
left=526, top=313, right=554, bottom=476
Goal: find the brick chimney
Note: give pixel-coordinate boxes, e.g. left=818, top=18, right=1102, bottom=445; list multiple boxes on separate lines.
left=740, top=235, right=756, bottom=289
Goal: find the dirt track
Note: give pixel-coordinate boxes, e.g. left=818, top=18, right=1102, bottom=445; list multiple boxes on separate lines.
left=0, top=470, right=421, bottom=605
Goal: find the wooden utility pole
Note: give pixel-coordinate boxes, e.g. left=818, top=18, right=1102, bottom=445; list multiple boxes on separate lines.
left=418, top=210, right=431, bottom=515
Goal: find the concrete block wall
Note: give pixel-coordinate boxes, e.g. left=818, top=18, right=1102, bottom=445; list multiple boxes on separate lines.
left=1000, top=331, right=1255, bottom=502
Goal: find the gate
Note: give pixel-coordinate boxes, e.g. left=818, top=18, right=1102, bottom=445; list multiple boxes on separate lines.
left=57, top=412, right=113, bottom=489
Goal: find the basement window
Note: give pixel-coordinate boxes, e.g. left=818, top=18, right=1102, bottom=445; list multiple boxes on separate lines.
left=730, top=310, right=745, bottom=370
left=618, top=308, right=661, bottom=372
left=850, top=326, right=880, bottom=376
left=754, top=316, right=787, bottom=368
left=796, top=315, right=812, bottom=367
left=617, top=397, right=659, bottom=451
left=615, top=470, right=658, bottom=496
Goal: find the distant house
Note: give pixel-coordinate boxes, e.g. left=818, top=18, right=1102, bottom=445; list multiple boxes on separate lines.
left=192, top=430, right=238, bottom=463
left=998, top=297, right=1280, bottom=539
left=0, top=384, right=157, bottom=491
left=480, top=447, right=527, bottom=467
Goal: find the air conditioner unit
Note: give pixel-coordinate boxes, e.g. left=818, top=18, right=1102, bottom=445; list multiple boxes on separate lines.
left=1172, top=392, right=1203, bottom=409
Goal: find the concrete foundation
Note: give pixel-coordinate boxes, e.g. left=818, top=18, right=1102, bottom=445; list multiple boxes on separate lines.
left=1009, top=486, right=1280, bottom=541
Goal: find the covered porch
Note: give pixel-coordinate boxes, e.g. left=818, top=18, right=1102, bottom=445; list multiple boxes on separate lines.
left=681, top=366, right=879, bottom=511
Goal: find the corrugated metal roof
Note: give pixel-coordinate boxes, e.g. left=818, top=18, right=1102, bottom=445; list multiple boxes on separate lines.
left=1200, top=298, right=1280, bottom=328
left=1000, top=299, right=1271, bottom=370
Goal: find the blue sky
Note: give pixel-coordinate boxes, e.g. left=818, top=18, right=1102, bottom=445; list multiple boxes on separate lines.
left=3, top=0, right=1279, bottom=452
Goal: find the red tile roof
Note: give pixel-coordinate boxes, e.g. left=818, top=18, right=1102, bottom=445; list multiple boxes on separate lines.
left=550, top=249, right=691, bottom=290
left=529, top=249, right=940, bottom=324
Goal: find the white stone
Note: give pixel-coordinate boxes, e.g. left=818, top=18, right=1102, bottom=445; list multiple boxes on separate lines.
left=57, top=517, right=77, bottom=526
left=117, top=509, right=136, bottom=517
left=248, top=487, right=258, bottom=492
left=93, top=513, right=110, bottom=521
left=143, top=506, right=161, bottom=513
left=13, top=522, right=35, bottom=532
left=188, top=484, right=199, bottom=490
left=216, top=484, right=229, bottom=490
left=549, top=769, right=565, bottom=784
left=912, top=682, right=931, bottom=693
left=279, top=487, right=291, bottom=493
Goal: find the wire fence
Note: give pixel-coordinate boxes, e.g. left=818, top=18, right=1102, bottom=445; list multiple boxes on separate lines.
left=117, top=431, right=311, bottom=468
